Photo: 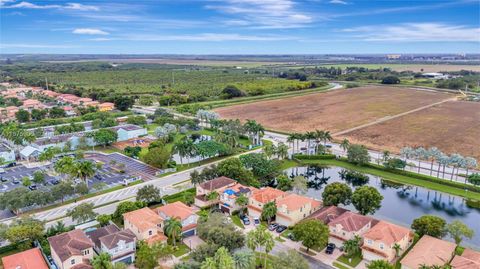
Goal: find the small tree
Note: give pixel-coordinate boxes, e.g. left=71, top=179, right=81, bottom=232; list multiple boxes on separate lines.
left=293, top=219, right=329, bottom=253
left=322, top=182, right=352, bottom=206
left=246, top=225, right=274, bottom=269
left=136, top=185, right=162, bottom=204
left=381, top=76, right=400, bottom=84
left=164, top=218, right=182, bottom=247
left=22, top=176, right=31, bottom=187
left=467, top=173, right=480, bottom=186
left=261, top=201, right=277, bottom=225
left=67, top=203, right=98, bottom=224
left=92, top=252, right=112, bottom=269
left=411, top=215, right=447, bottom=238
left=93, top=129, right=118, bottom=148
left=343, top=235, right=361, bottom=257
left=96, top=214, right=112, bottom=227
left=446, top=220, right=474, bottom=245
left=235, top=194, right=249, bottom=217
left=347, top=144, right=371, bottom=166
left=351, top=186, right=383, bottom=215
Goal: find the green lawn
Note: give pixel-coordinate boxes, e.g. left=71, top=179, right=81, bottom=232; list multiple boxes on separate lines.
left=170, top=243, right=190, bottom=257
left=231, top=214, right=245, bottom=229
left=337, top=253, right=363, bottom=267
left=333, top=262, right=351, bottom=269
left=299, top=159, right=480, bottom=200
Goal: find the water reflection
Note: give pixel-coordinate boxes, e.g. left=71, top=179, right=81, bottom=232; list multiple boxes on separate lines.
left=284, top=165, right=480, bottom=247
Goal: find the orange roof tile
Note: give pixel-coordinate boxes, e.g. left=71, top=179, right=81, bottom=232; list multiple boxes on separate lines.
left=363, top=221, right=412, bottom=245
left=1, top=248, right=49, bottom=269
left=146, top=232, right=168, bottom=245
left=451, top=249, right=480, bottom=269
left=401, top=235, right=456, bottom=268
left=251, top=187, right=287, bottom=204
left=155, top=201, right=195, bottom=221
left=328, top=211, right=376, bottom=232
left=123, top=207, right=163, bottom=232
left=276, top=193, right=321, bottom=211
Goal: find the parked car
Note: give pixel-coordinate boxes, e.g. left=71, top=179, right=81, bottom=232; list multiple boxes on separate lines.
left=288, top=233, right=297, bottom=241
left=268, top=223, right=279, bottom=231
left=254, top=218, right=260, bottom=225
left=6, top=162, right=16, bottom=168
left=276, top=225, right=287, bottom=233
left=12, top=179, right=20, bottom=184
left=242, top=217, right=250, bottom=225
left=50, top=179, right=60, bottom=185
left=94, top=174, right=103, bottom=180
left=0, top=177, right=7, bottom=182
left=28, top=185, right=37, bottom=191
left=0, top=168, right=5, bottom=174
left=325, top=243, right=336, bottom=254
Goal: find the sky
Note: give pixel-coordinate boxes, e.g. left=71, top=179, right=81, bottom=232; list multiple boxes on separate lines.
left=0, top=0, right=479, bottom=54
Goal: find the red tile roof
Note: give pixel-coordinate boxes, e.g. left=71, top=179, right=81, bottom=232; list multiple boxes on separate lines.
left=363, top=221, right=412, bottom=245
left=451, top=249, right=480, bottom=269
left=123, top=207, right=163, bottom=232
left=328, top=211, right=376, bottom=232
left=308, top=206, right=349, bottom=224
left=1, top=248, right=49, bottom=269
left=251, top=187, right=287, bottom=204
left=47, top=229, right=94, bottom=262
left=276, top=193, right=322, bottom=211
left=155, top=201, right=195, bottom=221
left=401, top=235, right=456, bottom=268
left=199, top=176, right=236, bottom=191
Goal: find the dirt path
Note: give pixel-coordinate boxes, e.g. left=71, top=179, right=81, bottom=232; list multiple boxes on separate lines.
left=333, top=97, right=458, bottom=136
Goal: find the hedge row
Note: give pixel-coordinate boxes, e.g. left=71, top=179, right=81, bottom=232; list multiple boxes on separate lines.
left=293, top=154, right=336, bottom=160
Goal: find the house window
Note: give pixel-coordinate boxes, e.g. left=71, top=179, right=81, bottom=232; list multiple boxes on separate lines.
left=149, top=230, right=153, bottom=236
left=367, top=240, right=372, bottom=245
left=71, top=259, right=76, bottom=265
left=342, top=232, right=346, bottom=236
left=380, top=243, right=384, bottom=249
left=84, top=249, right=89, bottom=255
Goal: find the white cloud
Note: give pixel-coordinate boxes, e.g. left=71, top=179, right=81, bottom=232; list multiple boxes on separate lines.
left=341, top=23, right=480, bottom=42
left=1, top=1, right=98, bottom=11
left=73, top=28, right=109, bottom=35
left=329, top=0, right=348, bottom=4
left=206, top=0, right=313, bottom=29
left=121, top=33, right=293, bottom=42
left=0, top=43, right=76, bottom=48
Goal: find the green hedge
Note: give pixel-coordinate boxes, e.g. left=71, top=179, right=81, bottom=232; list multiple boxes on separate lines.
left=293, top=154, right=336, bottom=160
left=364, top=163, right=480, bottom=193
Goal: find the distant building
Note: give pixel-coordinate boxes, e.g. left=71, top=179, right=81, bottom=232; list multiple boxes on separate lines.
left=1, top=247, right=49, bottom=269
left=386, top=54, right=401, bottom=59
left=422, top=72, right=450, bottom=79
left=98, top=102, right=115, bottom=112
left=155, top=201, right=199, bottom=237
left=123, top=207, right=167, bottom=245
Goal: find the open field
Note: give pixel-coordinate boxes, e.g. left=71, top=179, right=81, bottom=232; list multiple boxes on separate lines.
left=320, top=64, right=480, bottom=72
left=214, top=86, right=453, bottom=133
left=341, top=100, right=480, bottom=160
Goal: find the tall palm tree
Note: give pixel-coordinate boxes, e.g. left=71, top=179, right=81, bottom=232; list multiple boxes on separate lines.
left=427, top=147, right=442, bottom=176
left=246, top=225, right=274, bottom=269
left=244, top=120, right=265, bottom=146
left=392, top=243, right=402, bottom=258
left=415, top=147, right=428, bottom=173
left=173, top=137, right=195, bottom=165
left=321, top=130, right=332, bottom=146
left=276, top=142, right=289, bottom=160
left=164, top=218, right=182, bottom=247
left=464, top=157, right=478, bottom=181
left=340, top=138, right=350, bottom=154
left=70, top=160, right=96, bottom=188
left=263, top=144, right=276, bottom=160
left=287, top=134, right=296, bottom=155
left=91, top=252, right=112, bottom=269
left=233, top=249, right=255, bottom=269
left=261, top=201, right=277, bottom=225
left=437, top=154, right=450, bottom=178
left=304, top=131, right=316, bottom=155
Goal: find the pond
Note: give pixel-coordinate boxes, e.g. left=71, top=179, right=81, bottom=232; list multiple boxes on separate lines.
left=284, top=165, right=480, bottom=248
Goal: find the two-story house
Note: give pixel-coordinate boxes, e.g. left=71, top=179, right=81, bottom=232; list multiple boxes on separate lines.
left=308, top=205, right=349, bottom=224
left=195, top=176, right=237, bottom=208
left=275, top=193, right=322, bottom=227
left=327, top=211, right=378, bottom=246
left=123, top=207, right=167, bottom=245
left=247, top=187, right=288, bottom=219
left=156, top=201, right=199, bottom=237
left=48, top=229, right=95, bottom=269
left=362, top=221, right=414, bottom=262
left=217, top=182, right=257, bottom=215
left=86, top=224, right=136, bottom=265
left=400, top=235, right=456, bottom=269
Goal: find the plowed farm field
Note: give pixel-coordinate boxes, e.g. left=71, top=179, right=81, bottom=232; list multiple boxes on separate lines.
left=341, top=101, right=480, bottom=160
left=214, top=86, right=453, bottom=133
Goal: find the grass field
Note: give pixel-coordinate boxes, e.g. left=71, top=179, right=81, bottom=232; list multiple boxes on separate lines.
left=214, top=86, right=453, bottom=133
left=342, top=100, right=480, bottom=160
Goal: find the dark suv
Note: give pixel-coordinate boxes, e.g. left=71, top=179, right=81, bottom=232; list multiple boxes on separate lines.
left=325, top=243, right=336, bottom=254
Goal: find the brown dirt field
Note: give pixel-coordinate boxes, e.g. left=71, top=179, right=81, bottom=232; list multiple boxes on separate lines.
left=214, top=86, right=453, bottom=133
left=112, top=137, right=154, bottom=150
left=341, top=101, right=480, bottom=160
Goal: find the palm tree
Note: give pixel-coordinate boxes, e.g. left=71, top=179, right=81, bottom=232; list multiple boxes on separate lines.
left=246, top=225, right=274, bottom=269
left=287, top=134, right=296, bottom=155
left=91, top=252, right=112, bottom=269
left=263, top=144, right=276, bottom=160
left=321, top=130, right=332, bottom=146
left=261, top=201, right=277, bottom=225
left=173, top=137, right=195, bottom=165
left=393, top=243, right=402, bottom=258
left=415, top=147, right=428, bottom=173
left=427, top=147, right=442, bottom=176
left=276, top=142, right=289, bottom=160
left=235, top=194, right=249, bottom=217
left=340, top=138, right=350, bottom=154
left=233, top=249, right=255, bottom=269
left=449, top=154, right=464, bottom=180
left=244, top=120, right=265, bottom=146
left=70, top=160, right=96, bottom=188
left=464, top=157, right=478, bottom=182
left=382, top=150, right=390, bottom=163
left=343, top=235, right=361, bottom=257
left=164, top=218, right=182, bottom=247
left=304, top=131, right=316, bottom=155
left=437, top=153, right=450, bottom=178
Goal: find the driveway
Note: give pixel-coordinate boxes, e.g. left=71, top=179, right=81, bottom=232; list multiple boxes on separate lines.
left=183, top=235, right=204, bottom=250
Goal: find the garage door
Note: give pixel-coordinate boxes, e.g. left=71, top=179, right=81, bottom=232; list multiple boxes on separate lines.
left=183, top=229, right=196, bottom=237
left=220, top=205, right=230, bottom=214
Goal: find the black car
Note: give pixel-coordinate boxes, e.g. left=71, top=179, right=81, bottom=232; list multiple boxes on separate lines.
left=6, top=162, right=16, bottom=168
left=12, top=179, right=20, bottom=184
left=242, top=217, right=250, bottom=225
left=0, top=177, right=7, bottom=182
left=28, top=185, right=37, bottom=191
left=268, top=223, right=279, bottom=231
left=288, top=233, right=296, bottom=241
left=325, top=243, right=336, bottom=254
left=94, top=174, right=103, bottom=180
left=50, top=179, right=60, bottom=185
left=276, top=225, right=287, bottom=233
